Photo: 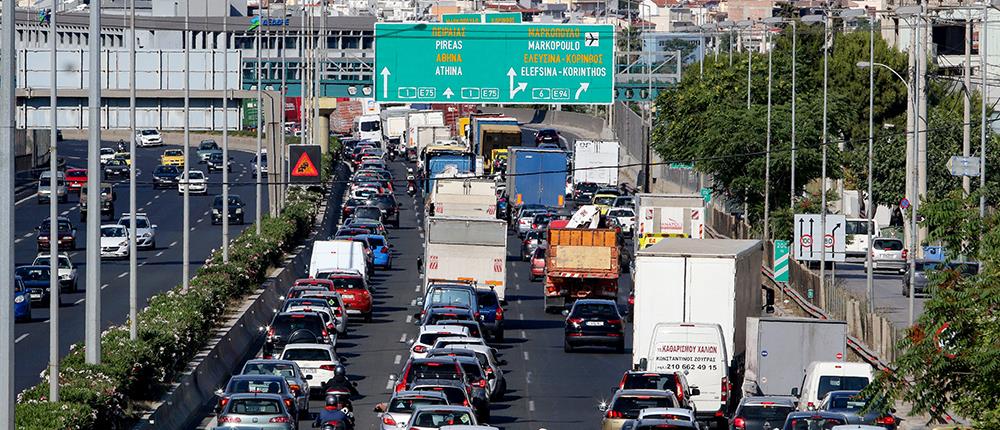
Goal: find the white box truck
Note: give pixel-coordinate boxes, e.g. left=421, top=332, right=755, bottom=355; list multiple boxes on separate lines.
left=429, top=179, right=497, bottom=218
left=634, top=193, right=707, bottom=254
left=423, top=216, right=508, bottom=301
left=309, top=240, right=369, bottom=283
left=572, top=140, right=620, bottom=186
left=381, top=108, right=413, bottom=152
left=415, top=126, right=453, bottom=164
left=405, top=110, right=446, bottom=161
left=744, top=317, right=848, bottom=397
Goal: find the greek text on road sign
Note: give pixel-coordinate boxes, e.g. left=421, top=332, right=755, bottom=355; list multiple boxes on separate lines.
left=374, top=23, right=615, bottom=104
left=793, top=214, right=846, bottom=262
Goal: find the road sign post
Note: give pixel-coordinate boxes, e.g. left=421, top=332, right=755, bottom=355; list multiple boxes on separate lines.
left=773, top=240, right=790, bottom=282
left=374, top=23, right=614, bottom=104
left=289, top=145, right=322, bottom=184
left=793, top=214, right=846, bottom=263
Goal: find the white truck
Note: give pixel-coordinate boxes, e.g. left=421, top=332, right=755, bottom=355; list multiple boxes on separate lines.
left=572, top=140, right=620, bottom=187
left=634, top=193, right=707, bottom=254
left=743, top=317, right=848, bottom=397
left=423, top=216, right=508, bottom=301
left=381, top=108, right=414, bottom=152
left=428, top=179, right=497, bottom=218
left=415, top=126, right=453, bottom=164
left=405, top=110, right=446, bottom=161
left=309, top=240, right=369, bottom=283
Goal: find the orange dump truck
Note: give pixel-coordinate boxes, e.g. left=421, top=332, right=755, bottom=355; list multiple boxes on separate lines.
left=543, top=228, right=620, bottom=313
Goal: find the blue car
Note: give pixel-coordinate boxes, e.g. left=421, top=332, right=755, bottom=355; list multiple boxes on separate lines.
left=476, top=288, right=504, bottom=342
left=14, top=276, right=31, bottom=322
left=15, top=265, right=54, bottom=306
left=358, top=234, right=392, bottom=270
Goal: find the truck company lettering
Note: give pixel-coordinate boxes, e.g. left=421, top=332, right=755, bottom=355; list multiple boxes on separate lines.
left=657, top=344, right=718, bottom=354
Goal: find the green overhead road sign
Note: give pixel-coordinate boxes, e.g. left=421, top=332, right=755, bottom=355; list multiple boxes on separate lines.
left=485, top=12, right=522, bottom=23
left=442, top=12, right=522, bottom=23
left=774, top=240, right=790, bottom=282
left=442, top=13, right=483, bottom=23
left=374, top=23, right=614, bottom=104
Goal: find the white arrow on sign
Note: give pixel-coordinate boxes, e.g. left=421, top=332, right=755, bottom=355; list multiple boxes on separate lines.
left=575, top=82, right=590, bottom=99
left=443, top=88, right=454, bottom=99
left=380, top=67, right=391, bottom=98
left=507, top=68, right=527, bottom=99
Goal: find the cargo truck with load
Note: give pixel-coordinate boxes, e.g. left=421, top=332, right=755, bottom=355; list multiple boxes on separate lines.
left=422, top=143, right=475, bottom=193
left=572, top=140, right=620, bottom=187
left=632, top=239, right=763, bottom=424
left=743, top=317, right=848, bottom=398
left=414, top=125, right=453, bottom=167
left=542, top=227, right=620, bottom=313
left=428, top=179, right=497, bottom=218
left=381, top=108, right=413, bottom=154
left=405, top=110, right=446, bottom=161
left=633, top=193, right=707, bottom=255
left=423, top=216, right=508, bottom=302
left=507, top=147, right=568, bottom=208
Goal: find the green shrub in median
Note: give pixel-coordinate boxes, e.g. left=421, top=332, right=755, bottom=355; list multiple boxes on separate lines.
left=14, top=188, right=323, bottom=429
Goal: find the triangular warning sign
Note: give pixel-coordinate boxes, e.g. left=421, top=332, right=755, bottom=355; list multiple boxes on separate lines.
left=291, top=151, right=318, bottom=177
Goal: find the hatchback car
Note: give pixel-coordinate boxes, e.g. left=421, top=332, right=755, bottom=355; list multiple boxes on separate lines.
left=160, top=149, right=185, bottom=167
left=135, top=129, right=163, bottom=147
left=535, top=128, right=560, bottom=145
left=521, top=230, right=547, bottom=261
left=866, top=238, right=906, bottom=273
left=206, top=152, right=232, bottom=172
left=216, top=374, right=300, bottom=419
left=600, top=389, right=680, bottom=430
left=32, top=253, right=77, bottom=292
left=178, top=170, right=208, bottom=195
left=15, top=265, right=55, bottom=305
left=99, top=224, right=130, bottom=259
left=13, top=276, right=31, bottom=322
left=263, top=312, right=331, bottom=359
left=529, top=246, right=546, bottom=281
left=819, top=391, right=898, bottom=429
left=731, top=396, right=797, bottom=430
left=781, top=411, right=849, bottom=430
left=607, top=207, right=636, bottom=236
left=239, top=359, right=310, bottom=413
left=65, top=168, right=87, bottom=191
left=278, top=343, right=341, bottom=395
left=118, top=213, right=157, bottom=249
left=36, top=217, right=76, bottom=252
left=375, top=390, right=450, bottom=430
left=197, top=139, right=221, bottom=162
left=215, top=393, right=294, bottom=429
left=564, top=299, right=625, bottom=353
left=367, top=193, right=401, bottom=227
left=475, top=288, right=504, bottom=341
left=617, top=371, right=698, bottom=411
left=575, top=182, right=601, bottom=202
left=350, top=205, right=384, bottom=223
left=405, top=405, right=478, bottom=430
left=357, top=234, right=392, bottom=269
left=103, top=158, right=129, bottom=180
left=151, top=165, right=181, bottom=188
left=316, top=273, right=373, bottom=322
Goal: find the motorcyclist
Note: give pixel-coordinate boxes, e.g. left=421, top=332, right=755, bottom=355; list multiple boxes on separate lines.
left=313, top=394, right=353, bottom=430
left=325, top=365, right=360, bottom=398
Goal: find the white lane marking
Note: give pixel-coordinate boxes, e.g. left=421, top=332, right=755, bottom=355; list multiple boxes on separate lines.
left=101, top=283, right=110, bottom=289
left=410, top=299, right=416, bottom=306
left=385, top=378, right=394, bottom=391
left=517, top=298, right=522, bottom=305
left=414, top=285, right=420, bottom=292
left=399, top=333, right=407, bottom=343
left=526, top=371, right=532, bottom=384
left=405, top=315, right=412, bottom=324
left=529, top=400, right=536, bottom=412
left=197, top=218, right=204, bottom=223
left=155, top=251, right=164, bottom=257
left=190, top=227, right=196, bottom=231
left=139, top=261, right=147, bottom=267
left=60, top=210, right=70, bottom=216
left=14, top=238, right=22, bottom=244
left=145, top=201, right=152, bottom=207
left=14, top=334, right=29, bottom=343
left=117, top=272, right=127, bottom=279
left=15, top=194, right=35, bottom=206
left=203, top=210, right=209, bottom=216
left=169, top=241, right=178, bottom=247
left=516, top=284, right=521, bottom=290
left=518, top=313, right=524, bottom=320
left=523, top=351, right=529, bottom=361
left=521, top=330, right=527, bottom=339
left=393, top=354, right=402, bottom=365
left=419, top=233, right=424, bottom=239
left=74, top=298, right=85, bottom=305
left=513, top=272, right=518, bottom=278
left=22, top=233, right=32, bottom=238
left=154, top=194, right=160, bottom=199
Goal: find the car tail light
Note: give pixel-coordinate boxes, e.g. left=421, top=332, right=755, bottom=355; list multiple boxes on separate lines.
left=381, top=246, right=389, bottom=253
left=496, top=306, right=503, bottom=321
left=476, top=378, right=487, bottom=388
left=901, top=249, right=908, bottom=260
left=720, top=377, right=730, bottom=404
left=335, top=309, right=343, bottom=317
left=320, top=364, right=337, bottom=371
left=628, top=294, right=635, bottom=305
left=284, top=398, right=293, bottom=409
left=412, top=345, right=427, bottom=353
left=327, top=323, right=335, bottom=331
left=269, top=416, right=291, bottom=423
left=218, top=397, right=230, bottom=409
left=267, top=327, right=275, bottom=338
left=733, top=417, right=746, bottom=429
left=485, top=367, right=494, bottom=375
left=568, top=317, right=583, bottom=325
left=463, top=399, right=470, bottom=407
left=321, top=328, right=329, bottom=338
left=607, top=319, right=622, bottom=325
left=875, top=416, right=896, bottom=425
left=218, top=416, right=241, bottom=423
left=395, top=381, right=407, bottom=392
left=606, top=409, right=623, bottom=419
left=288, top=384, right=301, bottom=394
left=382, top=415, right=397, bottom=426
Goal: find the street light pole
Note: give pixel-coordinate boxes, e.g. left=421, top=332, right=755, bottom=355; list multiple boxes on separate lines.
left=181, top=0, right=191, bottom=292
left=128, top=0, right=138, bottom=339
left=48, top=2, right=61, bottom=401
left=981, top=7, right=988, bottom=218
left=866, top=14, right=876, bottom=314
left=791, top=21, right=797, bottom=209
left=256, top=6, right=264, bottom=235
left=764, top=28, right=773, bottom=240
left=85, top=0, right=103, bottom=363
left=803, top=12, right=829, bottom=305
left=0, top=0, right=16, bottom=419
left=746, top=26, right=752, bottom=109
left=222, top=14, right=230, bottom=262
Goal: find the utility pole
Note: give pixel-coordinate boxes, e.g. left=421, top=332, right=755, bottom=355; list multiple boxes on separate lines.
left=86, top=0, right=103, bottom=364
left=746, top=26, right=752, bottom=109
left=916, top=6, right=928, bottom=255
left=0, top=0, right=16, bottom=420
left=128, top=0, right=138, bottom=340
left=222, top=14, right=230, bottom=262
left=981, top=8, right=988, bottom=218
left=963, top=13, right=972, bottom=196
left=820, top=13, right=829, bottom=308
left=181, top=0, right=191, bottom=292
left=866, top=12, right=875, bottom=314
left=764, top=28, right=772, bottom=240
left=256, top=7, right=263, bottom=234
left=48, top=2, right=61, bottom=401
left=791, top=21, right=797, bottom=209
left=282, top=1, right=288, bottom=206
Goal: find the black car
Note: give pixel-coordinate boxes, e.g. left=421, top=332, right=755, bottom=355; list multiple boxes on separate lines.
left=212, top=194, right=245, bottom=225
left=351, top=205, right=384, bottom=223
left=418, top=306, right=477, bottom=326
left=534, top=128, right=560, bottom=145
left=731, top=396, right=796, bottom=430
left=151, top=165, right=181, bottom=189
left=781, top=411, right=849, bottom=430
left=262, top=312, right=330, bottom=359
left=216, top=374, right=301, bottom=418
left=341, top=197, right=369, bottom=220
left=476, top=288, right=504, bottom=341
left=563, top=299, right=625, bottom=353
left=366, top=193, right=400, bottom=228
left=618, top=371, right=699, bottom=410
left=103, top=158, right=129, bottom=180
left=206, top=152, right=233, bottom=172
left=574, top=182, right=601, bottom=201
left=36, top=217, right=77, bottom=251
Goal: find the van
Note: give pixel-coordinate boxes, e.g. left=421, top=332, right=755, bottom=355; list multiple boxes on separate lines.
left=355, top=114, right=382, bottom=145
left=638, top=322, right=730, bottom=424
left=309, top=240, right=369, bottom=283
left=793, top=361, right=873, bottom=410
left=845, top=218, right=881, bottom=259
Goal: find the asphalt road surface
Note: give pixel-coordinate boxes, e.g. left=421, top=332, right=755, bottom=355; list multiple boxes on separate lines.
left=13, top=140, right=268, bottom=393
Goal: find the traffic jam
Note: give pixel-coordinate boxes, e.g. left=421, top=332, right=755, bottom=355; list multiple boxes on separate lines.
left=206, top=106, right=894, bottom=430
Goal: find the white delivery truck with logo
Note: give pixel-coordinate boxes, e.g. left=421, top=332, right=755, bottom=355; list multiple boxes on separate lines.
left=634, top=193, right=707, bottom=254
left=309, top=240, right=369, bottom=284
left=429, top=179, right=497, bottom=218
left=423, top=216, right=508, bottom=301
left=572, top=140, right=620, bottom=187
left=633, top=239, right=762, bottom=424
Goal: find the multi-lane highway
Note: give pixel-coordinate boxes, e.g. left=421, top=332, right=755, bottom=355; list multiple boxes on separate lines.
left=13, top=140, right=267, bottom=392
left=825, top=262, right=926, bottom=328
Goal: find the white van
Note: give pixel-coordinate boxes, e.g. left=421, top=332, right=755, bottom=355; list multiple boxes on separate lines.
left=355, top=114, right=383, bottom=145
left=845, top=218, right=881, bottom=259
left=794, top=361, right=874, bottom=410
left=638, top=323, right=730, bottom=422
left=309, top=240, right=369, bottom=283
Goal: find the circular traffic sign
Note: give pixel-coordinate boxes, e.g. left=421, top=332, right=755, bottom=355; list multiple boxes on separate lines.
left=800, top=234, right=813, bottom=247
left=900, top=197, right=911, bottom=210
left=836, top=352, right=843, bottom=360
left=824, top=234, right=834, bottom=248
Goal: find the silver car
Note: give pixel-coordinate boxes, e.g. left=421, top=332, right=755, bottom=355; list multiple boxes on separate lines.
left=376, top=390, right=450, bottom=430
left=37, top=171, right=67, bottom=204
left=866, top=238, right=907, bottom=273
left=405, top=405, right=478, bottom=430
left=215, top=393, right=294, bottom=429
left=239, top=359, right=310, bottom=417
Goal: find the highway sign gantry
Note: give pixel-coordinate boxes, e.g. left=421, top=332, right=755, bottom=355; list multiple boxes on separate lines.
left=793, top=214, right=846, bottom=262
left=374, top=23, right=614, bottom=104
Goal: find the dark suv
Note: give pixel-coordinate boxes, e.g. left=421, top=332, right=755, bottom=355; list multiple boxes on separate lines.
left=263, top=312, right=330, bottom=359
left=563, top=299, right=625, bottom=353
left=151, top=165, right=181, bottom=189
left=367, top=194, right=400, bottom=228
left=476, top=288, right=504, bottom=341
left=618, top=371, right=699, bottom=411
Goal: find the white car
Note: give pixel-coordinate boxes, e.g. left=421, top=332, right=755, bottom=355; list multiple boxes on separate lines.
left=607, top=207, right=636, bottom=235
left=100, top=147, right=117, bottom=165
left=177, top=170, right=208, bottom=195
left=377, top=390, right=451, bottom=430
left=118, top=213, right=157, bottom=250
left=300, top=291, right=349, bottom=336
left=409, top=325, right=470, bottom=360
left=430, top=336, right=488, bottom=351
left=99, top=224, right=129, bottom=259
left=135, top=129, right=163, bottom=147
left=32, top=253, right=78, bottom=293
left=278, top=343, right=341, bottom=396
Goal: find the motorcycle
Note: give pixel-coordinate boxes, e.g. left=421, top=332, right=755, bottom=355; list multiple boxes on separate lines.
left=406, top=175, right=416, bottom=196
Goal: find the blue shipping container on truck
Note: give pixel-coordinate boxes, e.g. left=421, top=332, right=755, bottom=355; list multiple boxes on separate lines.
left=507, top=147, right=568, bottom=208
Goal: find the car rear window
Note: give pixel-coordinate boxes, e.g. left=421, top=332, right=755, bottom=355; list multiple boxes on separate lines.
left=873, top=239, right=903, bottom=250
left=817, top=376, right=870, bottom=399
left=740, top=405, right=794, bottom=420
left=270, top=314, right=324, bottom=338
left=241, top=363, right=296, bottom=378
left=786, top=417, right=847, bottom=430
left=412, top=410, right=474, bottom=427
left=409, top=362, right=462, bottom=381
left=282, top=348, right=332, bottom=361
left=611, top=395, right=677, bottom=418
left=427, top=289, right=473, bottom=308
left=228, top=398, right=283, bottom=415
left=388, top=396, right=448, bottom=413
left=414, top=388, right=468, bottom=406
left=622, top=373, right=678, bottom=391
left=368, top=236, right=386, bottom=247
left=477, top=291, right=499, bottom=307
left=458, top=361, right=484, bottom=379
left=227, top=378, right=286, bottom=395
left=322, top=277, right=365, bottom=290
left=418, top=333, right=453, bottom=346
left=572, top=303, right=618, bottom=318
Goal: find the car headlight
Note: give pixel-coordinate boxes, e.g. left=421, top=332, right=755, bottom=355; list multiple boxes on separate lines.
left=14, top=295, right=24, bottom=304
left=212, top=209, right=220, bottom=215
left=142, top=233, right=152, bottom=238
left=235, top=208, right=243, bottom=214
left=119, top=241, right=128, bottom=247
left=60, top=274, right=70, bottom=280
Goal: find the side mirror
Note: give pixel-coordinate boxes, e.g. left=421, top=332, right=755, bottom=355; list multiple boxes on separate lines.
left=560, top=309, right=569, bottom=316
left=305, top=374, right=313, bottom=380
left=690, top=387, right=701, bottom=396
left=373, top=403, right=387, bottom=413
left=790, top=387, right=799, bottom=397
left=388, top=373, right=398, bottom=381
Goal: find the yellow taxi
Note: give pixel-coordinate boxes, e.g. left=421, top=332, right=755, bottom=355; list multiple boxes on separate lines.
left=114, top=151, right=131, bottom=166
left=160, top=149, right=185, bottom=167
left=591, top=193, right=618, bottom=215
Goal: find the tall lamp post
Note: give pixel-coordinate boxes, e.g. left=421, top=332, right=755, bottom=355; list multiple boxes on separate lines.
left=737, top=20, right=753, bottom=109
left=762, top=17, right=798, bottom=210
left=801, top=12, right=829, bottom=305
left=895, top=4, right=922, bottom=326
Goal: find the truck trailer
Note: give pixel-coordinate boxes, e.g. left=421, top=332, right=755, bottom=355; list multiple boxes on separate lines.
left=743, top=317, right=848, bottom=397
left=507, top=147, right=568, bottom=208
left=543, top=228, right=620, bottom=312
left=429, top=179, right=497, bottom=218
left=633, top=193, right=707, bottom=255
left=572, top=140, right=620, bottom=186
left=423, top=216, right=508, bottom=301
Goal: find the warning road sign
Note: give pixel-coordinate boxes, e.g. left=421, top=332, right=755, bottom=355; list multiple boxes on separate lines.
left=288, top=145, right=322, bottom=183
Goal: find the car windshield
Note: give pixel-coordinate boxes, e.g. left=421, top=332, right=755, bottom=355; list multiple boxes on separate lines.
left=476, top=291, right=499, bottom=308
left=319, top=276, right=365, bottom=290
left=284, top=298, right=328, bottom=310
left=786, top=417, right=847, bottom=430
left=164, top=150, right=182, bottom=156
left=101, top=226, right=126, bottom=237
left=282, top=348, right=332, bottom=361
left=15, top=267, right=49, bottom=281
left=611, top=396, right=677, bottom=418
left=227, top=398, right=283, bottom=415
left=356, top=207, right=382, bottom=218
left=39, top=221, right=72, bottom=232
left=270, top=314, right=324, bottom=338
left=571, top=303, right=618, bottom=318
left=141, top=130, right=158, bottom=136
left=33, top=256, right=71, bottom=269
left=817, top=377, right=870, bottom=399
left=741, top=404, right=794, bottom=419
left=828, top=395, right=868, bottom=411
left=242, top=363, right=296, bottom=378
left=199, top=142, right=217, bottom=149
left=227, top=378, right=286, bottom=395
left=873, top=239, right=903, bottom=251
left=622, top=373, right=677, bottom=391
left=360, top=121, right=380, bottom=132
left=187, top=172, right=205, bottom=180
left=214, top=196, right=243, bottom=207
left=846, top=220, right=873, bottom=235
left=119, top=217, right=150, bottom=229
left=609, top=209, right=634, bottom=217
left=387, top=396, right=447, bottom=413
left=594, top=196, right=617, bottom=206
left=427, top=288, right=473, bottom=308
left=154, top=166, right=178, bottom=174
left=412, top=410, right=474, bottom=427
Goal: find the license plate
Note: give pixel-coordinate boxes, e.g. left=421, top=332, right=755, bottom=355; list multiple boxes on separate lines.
left=342, top=294, right=355, bottom=299
left=585, top=321, right=604, bottom=326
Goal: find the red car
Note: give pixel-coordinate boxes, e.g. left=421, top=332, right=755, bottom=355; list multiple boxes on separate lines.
left=65, top=168, right=87, bottom=191
left=529, top=247, right=546, bottom=281
left=321, top=272, right=373, bottom=322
